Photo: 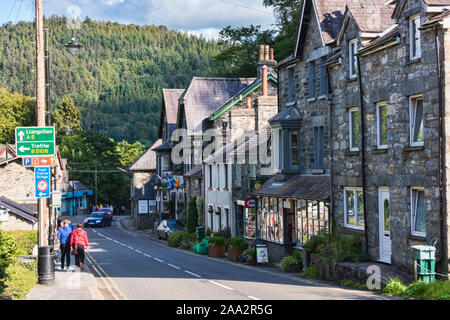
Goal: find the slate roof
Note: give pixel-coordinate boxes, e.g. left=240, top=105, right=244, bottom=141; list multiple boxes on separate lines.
left=269, top=107, right=301, bottom=123
left=360, top=24, right=400, bottom=53
left=347, top=4, right=394, bottom=34
left=252, top=174, right=331, bottom=201
left=179, top=77, right=255, bottom=136
left=131, top=175, right=159, bottom=200
left=184, top=165, right=202, bottom=178
left=0, top=196, right=38, bottom=223
left=62, top=181, right=90, bottom=193
left=128, top=139, right=162, bottom=171
left=423, top=0, right=450, bottom=5
left=162, top=89, right=184, bottom=124
left=423, top=9, right=450, bottom=26
left=311, top=0, right=394, bottom=44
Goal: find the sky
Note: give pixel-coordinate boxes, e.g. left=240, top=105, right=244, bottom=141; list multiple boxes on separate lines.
left=1, top=0, right=277, bottom=40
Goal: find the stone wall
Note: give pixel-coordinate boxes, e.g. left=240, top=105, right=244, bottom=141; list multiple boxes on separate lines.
left=0, top=160, right=36, bottom=205
left=0, top=212, right=36, bottom=231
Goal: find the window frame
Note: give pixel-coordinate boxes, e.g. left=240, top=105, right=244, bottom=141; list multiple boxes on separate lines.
left=319, top=57, right=328, bottom=96
left=349, top=107, right=360, bottom=152
left=343, top=187, right=365, bottom=231
left=409, top=14, right=421, bottom=61
left=287, top=65, right=296, bottom=103
left=376, top=102, right=388, bottom=149
left=410, top=187, right=426, bottom=237
left=288, top=129, right=300, bottom=170
left=349, top=38, right=358, bottom=79
left=409, top=95, right=424, bottom=147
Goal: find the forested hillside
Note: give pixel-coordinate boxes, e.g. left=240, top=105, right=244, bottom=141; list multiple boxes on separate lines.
left=0, top=17, right=220, bottom=146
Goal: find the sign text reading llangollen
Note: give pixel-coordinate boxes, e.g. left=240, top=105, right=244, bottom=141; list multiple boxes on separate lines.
left=15, top=127, right=55, bottom=157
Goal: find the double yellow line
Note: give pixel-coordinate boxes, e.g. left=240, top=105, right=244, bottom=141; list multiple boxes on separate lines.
left=85, top=253, right=128, bottom=300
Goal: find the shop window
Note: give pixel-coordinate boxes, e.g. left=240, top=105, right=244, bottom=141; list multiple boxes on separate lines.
left=244, top=207, right=256, bottom=239
left=344, top=187, right=364, bottom=230
left=295, top=200, right=329, bottom=246
left=411, top=187, right=426, bottom=237
left=409, top=95, right=424, bottom=147
left=377, top=102, right=388, bottom=149
left=257, top=197, right=284, bottom=243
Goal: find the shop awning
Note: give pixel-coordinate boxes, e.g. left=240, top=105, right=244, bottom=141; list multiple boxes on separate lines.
left=252, top=175, right=330, bottom=201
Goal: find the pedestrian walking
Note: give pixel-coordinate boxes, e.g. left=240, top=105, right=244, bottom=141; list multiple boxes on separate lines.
left=57, top=220, right=73, bottom=270
left=70, top=222, right=89, bottom=270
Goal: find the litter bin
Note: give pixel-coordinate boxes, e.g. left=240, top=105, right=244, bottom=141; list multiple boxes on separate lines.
left=38, top=246, right=55, bottom=285
left=412, top=245, right=436, bottom=283
left=196, top=226, right=205, bottom=241
left=256, top=242, right=269, bottom=264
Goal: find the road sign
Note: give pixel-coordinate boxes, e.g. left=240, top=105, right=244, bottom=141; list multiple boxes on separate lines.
left=51, top=191, right=61, bottom=208
left=15, top=127, right=55, bottom=157
left=245, top=198, right=256, bottom=208
left=23, top=156, right=56, bottom=167
left=35, top=167, right=51, bottom=198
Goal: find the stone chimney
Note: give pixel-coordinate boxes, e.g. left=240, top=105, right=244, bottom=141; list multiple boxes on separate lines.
left=257, top=44, right=277, bottom=79
left=254, top=95, right=278, bottom=132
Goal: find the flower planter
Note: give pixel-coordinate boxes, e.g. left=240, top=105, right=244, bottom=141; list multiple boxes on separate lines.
left=282, top=263, right=302, bottom=273
left=227, top=247, right=241, bottom=262
left=239, top=255, right=247, bottom=263
left=208, top=245, right=225, bottom=258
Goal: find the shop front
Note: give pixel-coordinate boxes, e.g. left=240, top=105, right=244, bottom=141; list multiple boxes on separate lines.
left=252, top=175, right=330, bottom=262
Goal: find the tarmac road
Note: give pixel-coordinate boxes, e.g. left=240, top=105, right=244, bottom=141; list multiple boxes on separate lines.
left=73, top=216, right=389, bottom=300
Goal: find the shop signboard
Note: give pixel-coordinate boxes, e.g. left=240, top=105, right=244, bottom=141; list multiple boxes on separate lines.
left=138, top=200, right=148, bottom=214
left=256, top=243, right=269, bottom=264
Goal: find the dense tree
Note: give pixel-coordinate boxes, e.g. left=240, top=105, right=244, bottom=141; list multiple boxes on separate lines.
left=51, top=95, right=82, bottom=138
left=0, top=88, right=35, bottom=144
left=115, top=140, right=146, bottom=168
left=0, top=17, right=221, bottom=146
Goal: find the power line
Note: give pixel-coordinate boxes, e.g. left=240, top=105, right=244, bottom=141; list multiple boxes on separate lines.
left=7, top=0, right=18, bottom=23
left=123, top=0, right=171, bottom=26
left=91, top=0, right=118, bottom=22
left=218, top=0, right=273, bottom=15
left=15, top=0, right=24, bottom=24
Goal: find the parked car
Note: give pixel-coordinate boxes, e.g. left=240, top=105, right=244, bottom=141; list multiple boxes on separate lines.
left=84, top=212, right=111, bottom=228
left=156, top=220, right=184, bottom=240
left=99, top=207, right=113, bottom=221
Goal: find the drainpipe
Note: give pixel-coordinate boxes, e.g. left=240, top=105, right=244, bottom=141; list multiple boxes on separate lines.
left=434, top=24, right=448, bottom=275
left=326, top=62, right=334, bottom=233
left=357, top=54, right=369, bottom=255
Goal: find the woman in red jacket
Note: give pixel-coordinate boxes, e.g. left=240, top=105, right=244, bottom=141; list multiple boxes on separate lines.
left=70, top=222, right=89, bottom=270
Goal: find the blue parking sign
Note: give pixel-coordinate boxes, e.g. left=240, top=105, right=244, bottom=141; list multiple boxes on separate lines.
left=24, top=158, right=31, bottom=166
left=35, top=166, right=50, bottom=198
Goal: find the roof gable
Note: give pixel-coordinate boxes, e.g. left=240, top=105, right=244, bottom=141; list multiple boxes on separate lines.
left=128, top=139, right=162, bottom=171
left=0, top=197, right=38, bottom=223
left=159, top=89, right=184, bottom=139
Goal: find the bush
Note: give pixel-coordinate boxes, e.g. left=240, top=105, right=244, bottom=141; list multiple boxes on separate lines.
left=341, top=279, right=367, bottom=289
left=226, top=237, right=248, bottom=251
left=206, top=227, right=211, bottom=237
left=168, top=231, right=184, bottom=248
left=208, top=236, right=226, bottom=246
left=280, top=250, right=303, bottom=272
left=242, top=248, right=256, bottom=264
left=186, top=198, right=198, bottom=233
left=2, top=261, right=37, bottom=300
left=214, top=226, right=231, bottom=239
left=4, top=231, right=37, bottom=256
left=196, top=197, right=203, bottom=226
left=301, top=266, right=318, bottom=279
left=382, top=278, right=407, bottom=296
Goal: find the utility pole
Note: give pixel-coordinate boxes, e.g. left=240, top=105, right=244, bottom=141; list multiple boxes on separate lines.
left=95, top=161, right=98, bottom=205
left=36, top=0, right=48, bottom=247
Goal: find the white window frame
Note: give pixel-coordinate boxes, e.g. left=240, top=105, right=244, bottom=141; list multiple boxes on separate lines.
left=349, top=107, right=360, bottom=152
left=344, top=187, right=365, bottom=230
left=409, top=95, right=424, bottom=147
left=349, top=39, right=358, bottom=79
left=409, top=14, right=421, bottom=61
left=376, top=102, right=388, bottom=149
left=410, top=187, right=426, bottom=237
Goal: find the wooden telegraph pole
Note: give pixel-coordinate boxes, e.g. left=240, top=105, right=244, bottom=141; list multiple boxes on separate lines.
left=35, top=0, right=47, bottom=247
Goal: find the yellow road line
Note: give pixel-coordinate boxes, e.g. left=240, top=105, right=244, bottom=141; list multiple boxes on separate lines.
left=86, top=253, right=128, bottom=300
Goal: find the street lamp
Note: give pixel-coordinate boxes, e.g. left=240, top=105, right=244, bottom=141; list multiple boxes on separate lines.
left=65, top=31, right=82, bottom=55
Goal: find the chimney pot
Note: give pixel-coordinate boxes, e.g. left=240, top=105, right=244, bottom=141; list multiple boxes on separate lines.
left=264, top=45, right=270, bottom=61
left=259, top=45, right=264, bottom=61
left=262, top=65, right=268, bottom=97
left=270, top=48, right=274, bottom=61
left=246, top=97, right=252, bottom=109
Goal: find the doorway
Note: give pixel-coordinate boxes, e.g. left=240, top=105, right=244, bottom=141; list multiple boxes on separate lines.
left=378, top=187, right=391, bottom=264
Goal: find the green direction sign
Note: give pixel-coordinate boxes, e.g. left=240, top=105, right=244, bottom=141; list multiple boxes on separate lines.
left=15, top=127, right=55, bottom=157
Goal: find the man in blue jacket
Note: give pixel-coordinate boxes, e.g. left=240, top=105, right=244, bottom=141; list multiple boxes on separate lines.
left=57, top=220, right=73, bottom=270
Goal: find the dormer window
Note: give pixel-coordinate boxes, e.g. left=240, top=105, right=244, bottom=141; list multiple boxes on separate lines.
left=349, top=39, right=358, bottom=79
left=410, top=14, right=421, bottom=60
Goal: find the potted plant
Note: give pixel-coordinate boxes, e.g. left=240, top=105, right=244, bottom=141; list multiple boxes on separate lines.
left=280, top=250, right=303, bottom=273
left=226, top=237, right=248, bottom=262
left=242, top=247, right=256, bottom=265
left=208, top=236, right=226, bottom=258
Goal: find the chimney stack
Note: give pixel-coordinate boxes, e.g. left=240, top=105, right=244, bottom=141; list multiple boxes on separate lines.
left=257, top=44, right=277, bottom=79
left=262, top=66, right=268, bottom=96
left=246, top=97, right=252, bottom=109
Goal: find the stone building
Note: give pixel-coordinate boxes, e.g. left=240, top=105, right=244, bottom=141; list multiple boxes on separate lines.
left=0, top=197, right=38, bottom=231
left=328, top=0, right=450, bottom=275
left=270, top=0, right=450, bottom=275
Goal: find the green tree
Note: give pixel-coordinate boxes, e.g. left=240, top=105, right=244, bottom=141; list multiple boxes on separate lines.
left=115, top=140, right=146, bottom=168
left=186, top=197, right=198, bottom=233
left=213, top=25, right=275, bottom=77
left=0, top=88, right=35, bottom=144
left=51, top=95, right=82, bottom=138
